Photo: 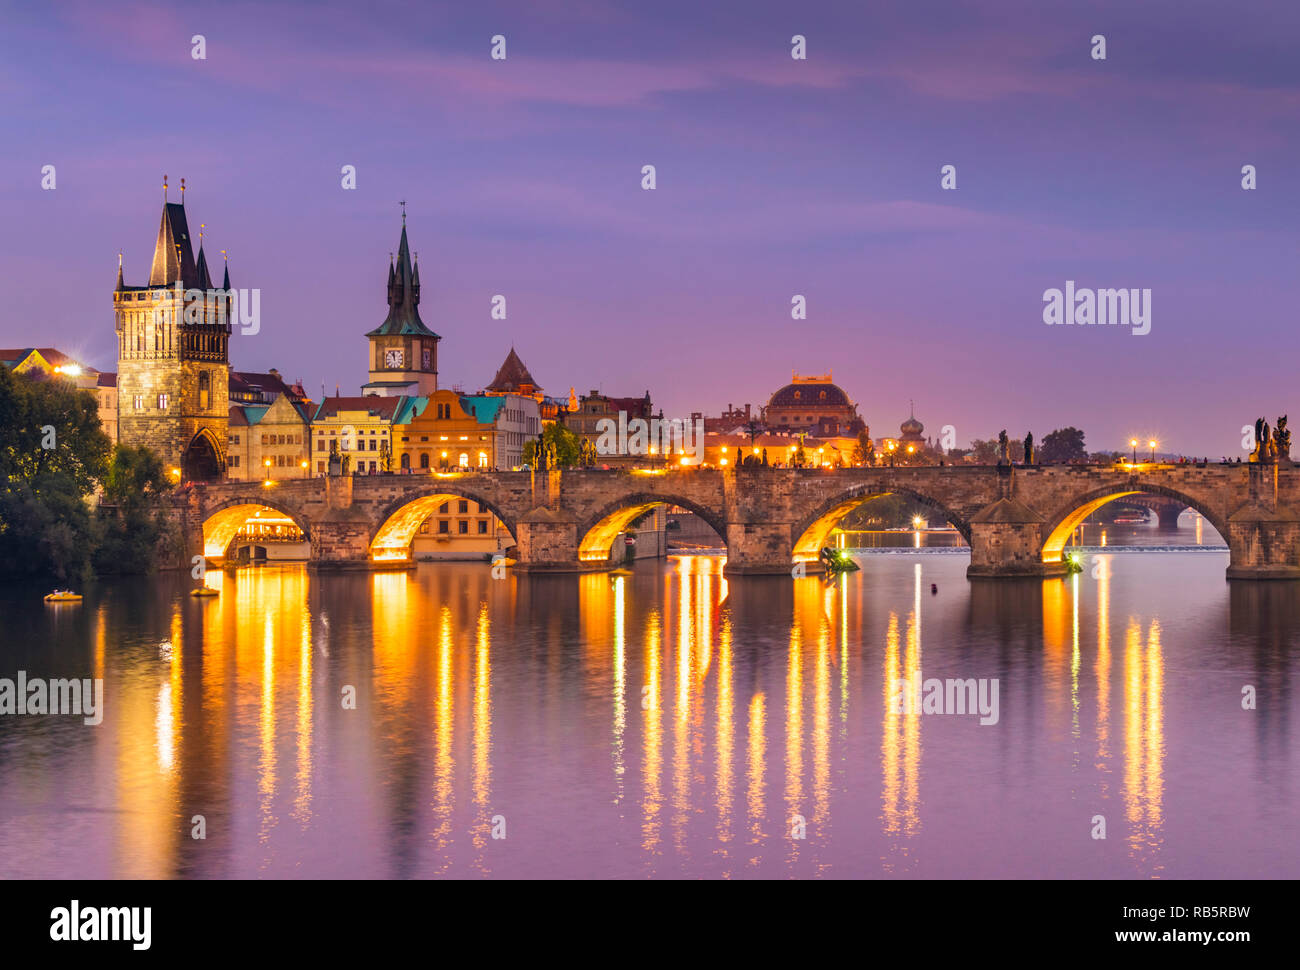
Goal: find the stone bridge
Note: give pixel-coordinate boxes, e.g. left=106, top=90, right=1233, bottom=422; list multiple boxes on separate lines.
left=170, top=463, right=1300, bottom=579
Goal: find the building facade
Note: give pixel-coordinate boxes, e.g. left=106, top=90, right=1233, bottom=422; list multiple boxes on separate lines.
left=227, top=394, right=314, bottom=480
left=311, top=396, right=401, bottom=475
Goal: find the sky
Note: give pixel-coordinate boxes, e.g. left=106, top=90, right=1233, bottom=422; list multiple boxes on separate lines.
left=2, top=0, right=1298, bottom=457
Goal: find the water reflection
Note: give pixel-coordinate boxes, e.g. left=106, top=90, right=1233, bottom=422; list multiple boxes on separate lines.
left=0, top=551, right=1294, bottom=878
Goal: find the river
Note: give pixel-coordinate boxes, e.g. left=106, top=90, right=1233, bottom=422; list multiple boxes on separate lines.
left=0, top=523, right=1295, bottom=878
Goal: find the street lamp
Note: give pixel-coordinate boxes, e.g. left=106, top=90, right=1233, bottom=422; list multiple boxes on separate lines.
left=1149, top=439, right=1157, bottom=462
left=1130, top=439, right=1137, bottom=463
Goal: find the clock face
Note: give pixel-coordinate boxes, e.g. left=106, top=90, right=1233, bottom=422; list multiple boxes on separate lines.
left=385, top=348, right=404, bottom=369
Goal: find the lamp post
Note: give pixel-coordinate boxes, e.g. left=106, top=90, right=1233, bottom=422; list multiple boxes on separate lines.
left=1130, top=439, right=1137, bottom=464
left=1149, top=440, right=1157, bottom=463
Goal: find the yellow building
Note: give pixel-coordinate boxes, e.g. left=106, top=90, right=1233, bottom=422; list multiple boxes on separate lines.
left=310, top=396, right=402, bottom=475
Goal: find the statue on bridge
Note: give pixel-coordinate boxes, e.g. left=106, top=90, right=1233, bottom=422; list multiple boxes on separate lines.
left=1251, top=417, right=1278, bottom=463
left=1023, top=431, right=1034, bottom=466
left=997, top=430, right=1009, bottom=466
left=1276, top=415, right=1291, bottom=462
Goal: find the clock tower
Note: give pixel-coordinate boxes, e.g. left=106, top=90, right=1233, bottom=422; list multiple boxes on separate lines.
left=363, top=212, right=440, bottom=397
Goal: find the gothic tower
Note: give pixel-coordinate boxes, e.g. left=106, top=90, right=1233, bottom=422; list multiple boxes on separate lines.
left=114, top=177, right=232, bottom=481
left=362, top=212, right=440, bottom=397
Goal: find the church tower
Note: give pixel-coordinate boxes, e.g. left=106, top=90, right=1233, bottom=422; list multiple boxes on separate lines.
left=114, top=177, right=231, bottom=481
left=363, top=211, right=440, bottom=397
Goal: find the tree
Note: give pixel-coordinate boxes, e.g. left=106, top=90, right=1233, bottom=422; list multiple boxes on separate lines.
left=95, top=444, right=178, bottom=576
left=970, top=439, right=999, bottom=464
left=1040, top=427, right=1087, bottom=464
left=850, top=428, right=875, bottom=465
left=523, top=422, right=590, bottom=468
left=0, top=367, right=111, bottom=581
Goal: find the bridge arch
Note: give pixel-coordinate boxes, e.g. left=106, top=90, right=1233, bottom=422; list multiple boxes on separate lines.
left=577, top=493, right=727, bottom=563
left=201, top=497, right=311, bottom=560
left=369, top=486, right=518, bottom=561
left=790, top=483, right=973, bottom=565
left=1039, top=481, right=1228, bottom=562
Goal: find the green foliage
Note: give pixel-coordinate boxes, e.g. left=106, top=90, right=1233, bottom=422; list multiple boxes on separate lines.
left=94, top=445, right=177, bottom=576
left=0, top=367, right=112, bottom=580
left=523, top=422, right=594, bottom=468
left=0, top=368, right=174, bottom=579
left=1040, top=427, right=1087, bottom=464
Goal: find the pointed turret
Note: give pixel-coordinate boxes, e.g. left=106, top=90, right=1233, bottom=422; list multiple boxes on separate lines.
left=115, top=252, right=126, bottom=292
left=367, top=217, right=439, bottom=338
left=221, top=251, right=230, bottom=291
left=148, top=200, right=199, bottom=287
left=196, top=246, right=213, bottom=290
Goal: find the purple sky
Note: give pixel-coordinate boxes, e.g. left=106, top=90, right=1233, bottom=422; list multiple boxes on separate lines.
left=3, top=0, right=1298, bottom=456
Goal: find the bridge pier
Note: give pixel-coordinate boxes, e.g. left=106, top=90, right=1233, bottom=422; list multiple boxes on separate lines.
left=1225, top=508, right=1300, bottom=579
left=309, top=516, right=403, bottom=570
left=966, top=498, right=1064, bottom=578
left=513, top=508, right=602, bottom=572
left=723, top=522, right=796, bottom=576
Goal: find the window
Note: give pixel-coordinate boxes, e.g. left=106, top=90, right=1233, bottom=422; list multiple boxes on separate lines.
left=438, top=520, right=449, bottom=534
left=317, top=438, right=326, bottom=452
left=458, top=500, right=468, bottom=514
left=478, top=451, right=489, bottom=468
left=458, top=520, right=469, bottom=535
left=459, top=453, right=469, bottom=468
left=199, top=371, right=210, bottom=409
left=401, top=454, right=410, bottom=469
left=438, top=502, right=449, bottom=513
left=419, top=453, right=430, bottom=469
left=477, top=519, right=488, bottom=534
left=133, top=395, right=143, bottom=410
left=317, top=461, right=325, bottom=473
left=368, top=439, right=377, bottom=451
left=158, top=393, right=169, bottom=409
left=230, top=455, right=240, bottom=467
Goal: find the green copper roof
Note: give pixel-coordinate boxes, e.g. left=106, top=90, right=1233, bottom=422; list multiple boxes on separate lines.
left=459, top=394, right=505, bottom=425
left=366, top=224, right=440, bottom=338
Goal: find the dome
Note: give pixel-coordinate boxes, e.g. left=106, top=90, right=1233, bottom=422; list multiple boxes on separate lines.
left=768, top=381, right=851, bottom=409
left=900, top=415, right=923, bottom=435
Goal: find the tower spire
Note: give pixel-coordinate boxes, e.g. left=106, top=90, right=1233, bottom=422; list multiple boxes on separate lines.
left=163, top=174, right=168, bottom=203
left=180, top=177, right=186, bottom=205
left=115, top=250, right=125, bottom=291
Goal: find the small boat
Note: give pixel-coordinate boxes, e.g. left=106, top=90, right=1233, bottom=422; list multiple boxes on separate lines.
left=190, top=587, right=219, bottom=598
left=44, top=590, right=82, bottom=602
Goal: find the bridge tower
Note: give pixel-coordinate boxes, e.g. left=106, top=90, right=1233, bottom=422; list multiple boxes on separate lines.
left=114, top=177, right=231, bottom=480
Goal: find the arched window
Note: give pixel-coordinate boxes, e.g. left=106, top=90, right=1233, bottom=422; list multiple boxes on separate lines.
left=198, top=371, right=210, bottom=410
left=419, top=452, right=430, bottom=469
left=459, top=453, right=469, bottom=468
left=478, top=451, right=489, bottom=468
left=400, top=453, right=410, bottom=469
